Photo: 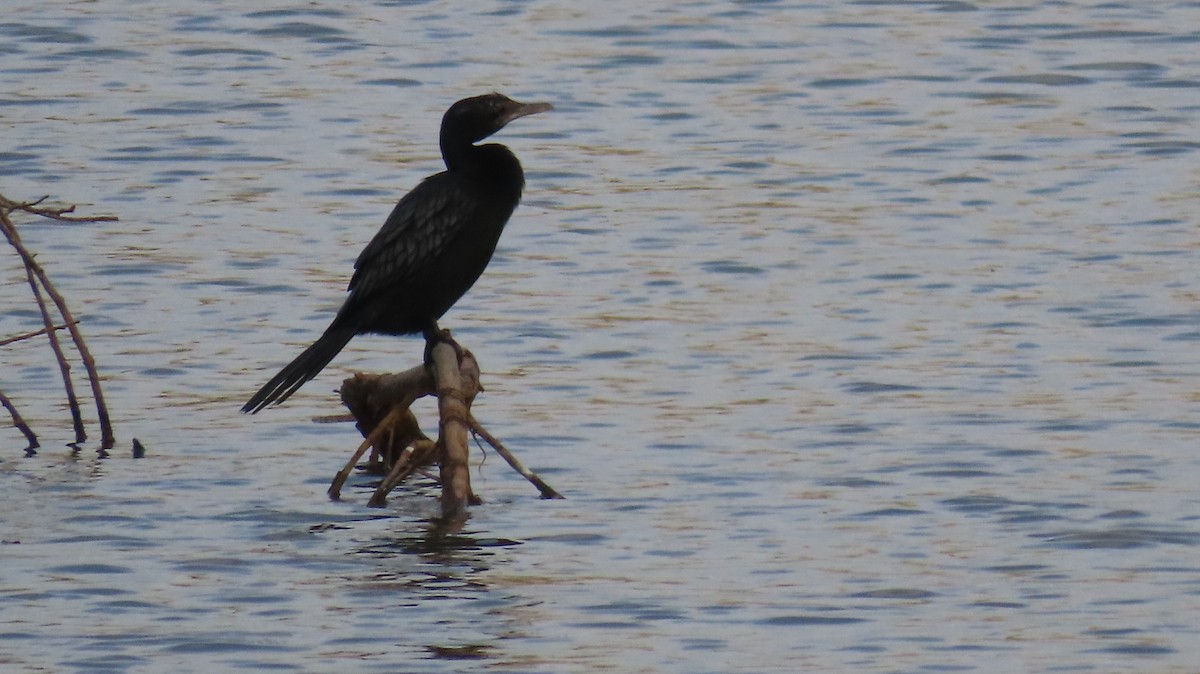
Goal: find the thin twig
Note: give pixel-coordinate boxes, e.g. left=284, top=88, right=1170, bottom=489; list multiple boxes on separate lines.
left=329, top=404, right=407, bottom=500
left=0, top=387, right=39, bottom=452
left=0, top=194, right=118, bottom=223
left=0, top=321, right=79, bottom=347
left=468, top=414, right=563, bottom=499
left=369, top=439, right=438, bottom=507
left=371, top=445, right=417, bottom=506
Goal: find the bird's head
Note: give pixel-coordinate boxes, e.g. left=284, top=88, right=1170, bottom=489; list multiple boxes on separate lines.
left=441, top=92, right=553, bottom=146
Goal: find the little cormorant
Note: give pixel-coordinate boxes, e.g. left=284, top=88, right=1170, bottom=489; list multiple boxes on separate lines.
left=243, top=93, right=552, bottom=413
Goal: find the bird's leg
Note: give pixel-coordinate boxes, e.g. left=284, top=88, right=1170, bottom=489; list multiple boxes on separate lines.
left=422, top=323, right=440, bottom=367
left=422, top=322, right=465, bottom=367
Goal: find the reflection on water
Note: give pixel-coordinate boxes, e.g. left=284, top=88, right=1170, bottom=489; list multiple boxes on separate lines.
left=3, top=0, right=1200, bottom=672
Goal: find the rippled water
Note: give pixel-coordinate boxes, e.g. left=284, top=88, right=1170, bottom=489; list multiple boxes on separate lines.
left=3, top=1, right=1200, bottom=672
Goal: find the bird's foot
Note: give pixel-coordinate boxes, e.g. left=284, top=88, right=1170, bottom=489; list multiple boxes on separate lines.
left=423, top=326, right=465, bottom=368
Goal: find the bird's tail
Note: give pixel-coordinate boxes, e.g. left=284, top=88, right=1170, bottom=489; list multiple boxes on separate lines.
left=242, top=326, right=356, bottom=414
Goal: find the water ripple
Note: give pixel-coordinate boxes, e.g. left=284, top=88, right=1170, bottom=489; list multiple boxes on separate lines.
left=4, top=1, right=1200, bottom=672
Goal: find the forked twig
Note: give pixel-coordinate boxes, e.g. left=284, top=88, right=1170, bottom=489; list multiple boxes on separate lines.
left=0, top=194, right=118, bottom=223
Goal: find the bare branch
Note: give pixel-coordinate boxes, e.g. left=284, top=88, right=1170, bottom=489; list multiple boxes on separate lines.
left=469, top=415, right=564, bottom=499
left=0, top=387, right=39, bottom=453
left=1, top=194, right=116, bottom=449
left=14, top=233, right=87, bottom=444
left=0, top=321, right=79, bottom=347
left=0, top=194, right=117, bottom=223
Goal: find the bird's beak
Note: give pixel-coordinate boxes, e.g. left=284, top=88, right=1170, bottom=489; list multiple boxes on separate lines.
left=503, top=100, right=554, bottom=125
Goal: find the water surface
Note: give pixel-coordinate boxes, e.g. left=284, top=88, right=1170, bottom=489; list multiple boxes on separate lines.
left=3, top=1, right=1200, bottom=672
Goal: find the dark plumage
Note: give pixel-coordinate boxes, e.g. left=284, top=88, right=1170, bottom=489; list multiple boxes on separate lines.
left=243, top=93, right=552, bottom=413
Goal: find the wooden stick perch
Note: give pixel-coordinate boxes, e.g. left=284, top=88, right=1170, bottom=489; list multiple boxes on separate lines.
left=334, top=335, right=559, bottom=517
left=430, top=339, right=476, bottom=518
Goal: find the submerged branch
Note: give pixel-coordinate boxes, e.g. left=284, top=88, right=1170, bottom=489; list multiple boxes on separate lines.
left=0, top=387, right=39, bottom=453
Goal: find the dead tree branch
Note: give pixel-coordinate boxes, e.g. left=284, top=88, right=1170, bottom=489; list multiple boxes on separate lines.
left=20, top=255, right=87, bottom=443
left=1, top=193, right=116, bottom=451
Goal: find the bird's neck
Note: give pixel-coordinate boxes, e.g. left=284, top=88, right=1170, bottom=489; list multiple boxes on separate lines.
left=440, top=142, right=524, bottom=193
left=440, top=135, right=498, bottom=170
left=440, top=130, right=469, bottom=171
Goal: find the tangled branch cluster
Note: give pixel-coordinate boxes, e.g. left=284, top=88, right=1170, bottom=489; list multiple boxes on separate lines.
left=1, top=193, right=116, bottom=454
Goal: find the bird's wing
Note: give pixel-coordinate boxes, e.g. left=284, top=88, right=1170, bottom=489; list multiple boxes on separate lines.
left=347, top=172, right=465, bottom=298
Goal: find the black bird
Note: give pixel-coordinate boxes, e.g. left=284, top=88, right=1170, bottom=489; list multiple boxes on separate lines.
left=243, top=93, right=552, bottom=413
